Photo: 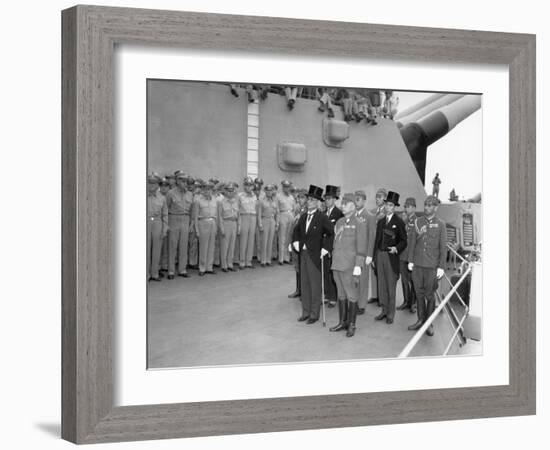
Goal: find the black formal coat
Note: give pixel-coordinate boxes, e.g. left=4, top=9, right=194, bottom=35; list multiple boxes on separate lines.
left=326, top=205, right=344, bottom=226
left=373, top=213, right=407, bottom=275
left=292, top=209, right=334, bottom=271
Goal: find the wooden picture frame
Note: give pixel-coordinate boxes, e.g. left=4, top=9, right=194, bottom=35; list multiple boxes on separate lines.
left=61, top=5, right=536, bottom=444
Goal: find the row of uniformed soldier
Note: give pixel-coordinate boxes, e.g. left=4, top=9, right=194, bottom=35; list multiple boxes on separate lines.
left=147, top=173, right=308, bottom=279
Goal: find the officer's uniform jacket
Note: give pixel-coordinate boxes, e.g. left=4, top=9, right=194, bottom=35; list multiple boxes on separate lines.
left=331, top=214, right=367, bottom=272
left=238, top=192, right=258, bottom=215
left=355, top=207, right=376, bottom=258
left=166, top=188, right=193, bottom=215
left=277, top=192, right=296, bottom=215
left=408, top=215, right=447, bottom=269
left=218, top=195, right=239, bottom=221
left=147, top=191, right=168, bottom=229
left=259, top=196, right=278, bottom=224
left=399, top=212, right=417, bottom=262
left=193, top=194, right=218, bottom=222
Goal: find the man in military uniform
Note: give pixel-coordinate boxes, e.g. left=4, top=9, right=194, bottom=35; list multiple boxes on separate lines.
left=165, top=172, right=193, bottom=279
left=157, top=177, right=171, bottom=277
left=192, top=181, right=219, bottom=276
left=323, top=185, right=344, bottom=308
left=253, top=178, right=265, bottom=262
left=407, top=195, right=447, bottom=336
left=288, top=188, right=307, bottom=298
left=238, top=177, right=259, bottom=269
left=397, top=197, right=418, bottom=312
left=187, top=179, right=202, bottom=269
left=368, top=188, right=388, bottom=306
left=218, top=182, right=239, bottom=272
left=330, top=193, right=367, bottom=337
left=354, top=190, right=377, bottom=315
left=291, top=185, right=334, bottom=324
left=258, top=184, right=279, bottom=266
left=373, top=191, right=407, bottom=324
left=432, top=173, right=442, bottom=198
left=277, top=180, right=296, bottom=265
left=147, top=175, right=168, bottom=281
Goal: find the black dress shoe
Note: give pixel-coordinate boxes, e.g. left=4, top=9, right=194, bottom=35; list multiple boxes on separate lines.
left=222, top=268, right=228, bottom=273
left=367, top=297, right=379, bottom=304
left=167, top=274, right=175, bottom=280
left=426, top=325, right=435, bottom=336
left=386, top=318, right=393, bottom=324
left=260, top=263, right=266, bottom=267
left=409, top=306, right=417, bottom=314
left=227, top=267, right=235, bottom=272
left=178, top=272, right=189, bottom=278
left=306, top=318, right=318, bottom=324
left=198, top=272, right=206, bottom=277
left=206, top=270, right=216, bottom=275
left=278, top=261, right=284, bottom=266
left=408, top=320, right=424, bottom=331
left=149, top=277, right=161, bottom=282
left=374, top=312, right=387, bottom=321
left=357, top=307, right=365, bottom=315
left=246, top=265, right=254, bottom=269
left=396, top=303, right=408, bottom=310
left=297, top=315, right=309, bottom=322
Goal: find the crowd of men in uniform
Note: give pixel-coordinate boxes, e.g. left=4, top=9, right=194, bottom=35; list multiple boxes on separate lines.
left=147, top=173, right=447, bottom=339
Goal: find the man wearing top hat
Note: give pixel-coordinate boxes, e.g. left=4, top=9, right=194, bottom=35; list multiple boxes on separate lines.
left=323, top=185, right=344, bottom=307
left=291, top=185, right=334, bottom=324
left=373, top=191, right=407, bottom=324
left=407, top=195, right=447, bottom=337
left=330, top=193, right=367, bottom=337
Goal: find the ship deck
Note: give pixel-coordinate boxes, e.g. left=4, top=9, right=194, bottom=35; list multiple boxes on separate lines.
left=147, top=262, right=481, bottom=369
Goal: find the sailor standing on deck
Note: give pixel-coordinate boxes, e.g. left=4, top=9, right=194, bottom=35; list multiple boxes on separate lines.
left=373, top=191, right=407, bottom=324
left=323, top=185, right=344, bottom=308
left=292, top=185, right=334, bottom=324
left=193, top=181, right=218, bottom=276
left=147, top=175, right=168, bottom=281
left=407, top=195, right=447, bottom=337
left=165, top=172, right=193, bottom=279
left=330, top=193, right=367, bottom=337
left=238, top=177, right=259, bottom=269
left=277, top=180, right=296, bottom=265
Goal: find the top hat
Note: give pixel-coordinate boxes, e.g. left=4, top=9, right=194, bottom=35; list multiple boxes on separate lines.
left=385, top=191, right=400, bottom=206
left=307, top=185, right=324, bottom=201
left=324, top=185, right=339, bottom=199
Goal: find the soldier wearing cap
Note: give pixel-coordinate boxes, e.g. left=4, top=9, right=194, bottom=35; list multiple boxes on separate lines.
left=330, top=193, right=367, bottom=337
left=158, top=178, right=171, bottom=276
left=397, top=197, right=418, bottom=312
left=354, top=189, right=377, bottom=315
left=187, top=179, right=202, bottom=269
left=367, top=187, right=388, bottom=306
left=192, top=181, right=219, bottom=275
left=238, top=177, right=259, bottom=269
left=323, top=185, right=344, bottom=308
left=407, top=195, right=447, bottom=336
left=218, top=182, right=240, bottom=272
left=277, top=180, right=296, bottom=265
left=373, top=191, right=407, bottom=324
left=258, top=184, right=279, bottom=266
left=165, top=172, right=193, bottom=279
left=253, top=178, right=265, bottom=262
left=288, top=188, right=308, bottom=298
left=291, top=185, right=334, bottom=324
left=147, top=175, right=168, bottom=281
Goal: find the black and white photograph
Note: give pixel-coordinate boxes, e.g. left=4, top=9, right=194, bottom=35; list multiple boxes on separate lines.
left=146, top=80, right=483, bottom=368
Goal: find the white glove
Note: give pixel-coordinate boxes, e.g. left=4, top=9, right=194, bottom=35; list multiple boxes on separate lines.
left=388, top=246, right=398, bottom=254
left=408, top=262, right=414, bottom=271
left=437, top=267, right=445, bottom=279
left=320, top=248, right=329, bottom=258
left=353, top=266, right=361, bottom=276
left=288, top=244, right=293, bottom=253
left=292, top=241, right=299, bottom=252
left=365, top=256, right=372, bottom=266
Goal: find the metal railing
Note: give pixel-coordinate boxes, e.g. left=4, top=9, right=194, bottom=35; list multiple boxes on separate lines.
left=398, top=244, right=473, bottom=358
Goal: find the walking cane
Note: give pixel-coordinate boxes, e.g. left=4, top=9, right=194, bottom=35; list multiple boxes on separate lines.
left=321, top=254, right=326, bottom=327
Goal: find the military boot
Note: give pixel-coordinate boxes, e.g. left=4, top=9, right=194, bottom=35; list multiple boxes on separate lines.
left=346, top=302, right=358, bottom=337
left=330, top=299, right=349, bottom=332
